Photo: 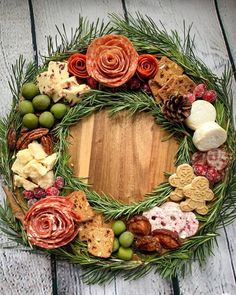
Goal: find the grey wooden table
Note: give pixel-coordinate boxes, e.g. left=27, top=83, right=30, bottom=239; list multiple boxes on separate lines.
left=0, top=1, right=236, bottom=294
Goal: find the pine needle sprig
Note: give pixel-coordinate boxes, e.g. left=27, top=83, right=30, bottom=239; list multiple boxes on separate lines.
left=45, top=16, right=113, bottom=63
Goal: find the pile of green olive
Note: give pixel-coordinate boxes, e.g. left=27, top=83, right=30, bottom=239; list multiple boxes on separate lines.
left=19, top=82, right=68, bottom=130
left=112, top=220, right=134, bottom=261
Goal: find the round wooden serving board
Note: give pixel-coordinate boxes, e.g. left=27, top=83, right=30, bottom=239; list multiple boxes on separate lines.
left=68, top=110, right=178, bottom=204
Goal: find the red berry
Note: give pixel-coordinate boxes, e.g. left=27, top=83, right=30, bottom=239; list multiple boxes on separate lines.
left=193, top=84, right=206, bottom=98
left=206, top=167, right=221, bottom=184
left=22, top=190, right=34, bottom=200
left=33, top=187, right=46, bottom=199
left=87, top=77, right=98, bottom=89
left=141, top=83, right=152, bottom=95
left=193, top=163, right=208, bottom=176
left=202, top=90, right=217, bottom=103
left=186, top=93, right=196, bottom=104
left=127, top=77, right=141, bottom=90
left=54, top=176, right=64, bottom=190
left=46, top=186, right=60, bottom=196
left=27, top=198, right=38, bottom=207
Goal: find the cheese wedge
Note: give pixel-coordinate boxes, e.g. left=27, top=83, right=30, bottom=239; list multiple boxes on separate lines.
left=185, top=100, right=216, bottom=130
left=14, top=175, right=38, bottom=191
left=16, top=149, right=33, bottom=165
left=40, top=153, right=57, bottom=171
left=37, top=170, right=55, bottom=189
left=23, top=159, right=48, bottom=179
left=193, top=121, right=227, bottom=151
left=28, top=141, right=47, bottom=160
left=11, top=158, right=27, bottom=178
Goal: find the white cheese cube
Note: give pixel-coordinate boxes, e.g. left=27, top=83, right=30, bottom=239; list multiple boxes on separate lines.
left=185, top=100, right=216, bottom=130
left=193, top=122, right=227, bottom=151
left=16, top=149, right=33, bottom=165
left=23, top=159, right=48, bottom=179
left=14, top=175, right=38, bottom=191
left=11, top=158, right=27, bottom=178
left=37, top=171, right=55, bottom=189
left=40, top=153, right=57, bottom=171
left=60, top=83, right=90, bottom=104
left=52, top=76, right=79, bottom=102
left=28, top=141, right=47, bottom=159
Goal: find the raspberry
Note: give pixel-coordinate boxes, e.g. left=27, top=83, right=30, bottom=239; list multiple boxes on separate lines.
left=46, top=186, right=60, bottom=196
left=86, top=77, right=98, bottom=89
left=193, top=84, right=206, bottom=98
left=193, top=163, right=208, bottom=176
left=54, top=176, right=64, bottom=190
left=28, top=198, right=38, bottom=207
left=206, top=167, right=221, bottom=184
left=22, top=190, right=34, bottom=200
left=202, top=90, right=217, bottom=103
left=127, top=77, right=141, bottom=90
left=186, top=93, right=196, bottom=104
left=33, top=187, right=46, bottom=199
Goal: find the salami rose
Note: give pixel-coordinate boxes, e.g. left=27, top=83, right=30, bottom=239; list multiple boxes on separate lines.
left=136, top=54, right=158, bottom=79
left=86, top=35, right=139, bottom=87
left=24, top=196, right=80, bottom=249
left=68, top=53, right=89, bottom=78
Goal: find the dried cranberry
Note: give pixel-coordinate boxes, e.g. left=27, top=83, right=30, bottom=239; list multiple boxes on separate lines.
left=193, top=163, right=208, bottom=176
left=22, top=190, right=34, bottom=200
left=127, top=77, right=141, bottom=90
left=186, top=93, right=196, bottom=104
left=193, top=84, right=206, bottom=98
left=46, top=186, right=60, bottom=196
left=203, top=90, right=217, bottom=104
left=86, top=77, right=98, bottom=89
left=141, top=83, right=152, bottom=95
left=54, top=176, right=64, bottom=190
left=33, top=187, right=46, bottom=199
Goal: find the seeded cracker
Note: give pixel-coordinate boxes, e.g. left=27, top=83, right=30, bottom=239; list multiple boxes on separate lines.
left=157, top=75, right=196, bottom=101
left=154, top=56, right=183, bottom=87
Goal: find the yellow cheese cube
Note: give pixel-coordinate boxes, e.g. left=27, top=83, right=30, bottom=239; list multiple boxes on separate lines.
left=14, top=175, right=38, bottom=191
left=23, top=159, right=48, bottom=179
left=40, top=153, right=57, bottom=171
left=28, top=141, right=47, bottom=159
left=16, top=149, right=33, bottom=165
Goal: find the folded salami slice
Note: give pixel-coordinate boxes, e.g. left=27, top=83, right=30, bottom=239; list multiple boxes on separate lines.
left=86, top=34, right=138, bottom=87
left=24, top=196, right=80, bottom=249
left=206, top=148, right=229, bottom=171
left=191, top=151, right=207, bottom=165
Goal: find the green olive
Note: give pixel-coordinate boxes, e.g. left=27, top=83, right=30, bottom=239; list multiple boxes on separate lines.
left=39, top=111, right=55, bottom=129
left=119, top=231, right=134, bottom=248
left=117, top=247, right=133, bottom=261
left=50, top=103, right=67, bottom=119
left=112, top=220, right=126, bottom=236
left=112, top=238, right=120, bottom=253
left=19, top=100, right=34, bottom=115
left=21, top=83, right=40, bottom=100
left=33, top=95, right=51, bottom=111
left=22, top=113, right=38, bottom=130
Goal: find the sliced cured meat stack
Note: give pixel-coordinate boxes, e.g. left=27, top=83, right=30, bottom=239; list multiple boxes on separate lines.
left=24, top=196, right=80, bottom=249
left=206, top=148, right=229, bottom=171
left=86, top=34, right=139, bottom=87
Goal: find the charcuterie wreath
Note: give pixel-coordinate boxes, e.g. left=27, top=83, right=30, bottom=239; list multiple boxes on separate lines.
left=0, top=14, right=236, bottom=285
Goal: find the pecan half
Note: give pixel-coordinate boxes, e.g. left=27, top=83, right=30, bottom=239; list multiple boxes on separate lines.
left=152, top=229, right=181, bottom=250
left=41, top=135, right=53, bottom=155
left=127, top=215, right=151, bottom=236
left=7, top=127, right=16, bottom=151
left=16, top=128, right=49, bottom=150
left=135, top=235, right=162, bottom=252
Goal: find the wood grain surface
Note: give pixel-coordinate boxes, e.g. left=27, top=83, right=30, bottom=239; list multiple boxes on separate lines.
left=68, top=110, right=178, bottom=203
left=0, top=1, right=236, bottom=295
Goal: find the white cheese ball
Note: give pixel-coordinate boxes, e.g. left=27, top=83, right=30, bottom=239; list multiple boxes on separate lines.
left=185, top=100, right=216, bottom=130
left=193, top=121, right=227, bottom=151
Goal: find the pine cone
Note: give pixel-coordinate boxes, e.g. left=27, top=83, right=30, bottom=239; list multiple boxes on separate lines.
left=162, top=93, right=192, bottom=122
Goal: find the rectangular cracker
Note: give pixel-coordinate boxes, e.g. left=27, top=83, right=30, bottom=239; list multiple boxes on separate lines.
left=87, top=227, right=114, bottom=258
left=79, top=213, right=112, bottom=241
left=157, top=74, right=196, bottom=101
left=154, top=56, right=183, bottom=87
left=148, top=79, right=162, bottom=102
left=67, top=191, right=94, bottom=222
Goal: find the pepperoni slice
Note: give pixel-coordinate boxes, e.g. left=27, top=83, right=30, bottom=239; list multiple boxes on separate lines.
left=24, top=196, right=80, bottom=249
left=206, top=148, right=229, bottom=171
left=86, top=35, right=138, bottom=87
